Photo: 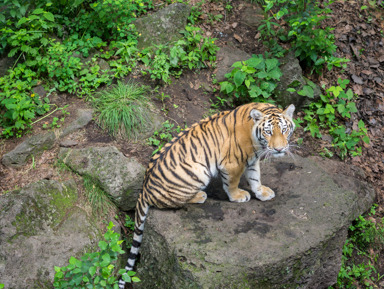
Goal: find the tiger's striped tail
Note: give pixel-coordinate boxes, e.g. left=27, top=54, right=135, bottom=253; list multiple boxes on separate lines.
left=118, top=194, right=150, bottom=289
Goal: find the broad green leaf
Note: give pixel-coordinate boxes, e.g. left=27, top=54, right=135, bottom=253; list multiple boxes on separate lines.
left=233, top=71, right=246, bottom=87
left=32, top=8, right=45, bottom=14
left=265, top=58, right=279, bottom=72
left=298, top=85, right=314, bottom=98
left=246, top=56, right=264, bottom=69
left=43, top=12, right=55, bottom=22
left=89, top=266, right=97, bottom=276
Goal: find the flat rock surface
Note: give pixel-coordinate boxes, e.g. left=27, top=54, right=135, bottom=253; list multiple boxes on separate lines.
left=136, top=155, right=375, bottom=289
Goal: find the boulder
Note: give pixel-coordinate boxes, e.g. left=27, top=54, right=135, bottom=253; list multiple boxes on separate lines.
left=134, top=155, right=375, bottom=289
left=58, top=146, right=146, bottom=210
left=275, top=51, right=321, bottom=109
left=134, top=3, right=191, bottom=50
left=1, top=131, right=56, bottom=168
left=239, top=3, right=264, bottom=28
left=59, top=108, right=93, bottom=138
left=0, top=179, right=105, bottom=288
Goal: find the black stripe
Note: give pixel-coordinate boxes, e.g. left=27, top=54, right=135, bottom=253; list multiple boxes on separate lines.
left=132, top=239, right=141, bottom=248
left=128, top=252, right=138, bottom=260
left=134, top=227, right=143, bottom=235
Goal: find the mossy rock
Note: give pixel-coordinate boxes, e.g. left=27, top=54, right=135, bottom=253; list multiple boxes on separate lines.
left=0, top=179, right=109, bottom=289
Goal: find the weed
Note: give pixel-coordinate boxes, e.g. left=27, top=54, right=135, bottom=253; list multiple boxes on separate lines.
left=91, top=81, right=151, bottom=140
left=220, top=54, right=281, bottom=105
left=258, top=0, right=349, bottom=73
left=53, top=221, right=140, bottom=288
left=298, top=78, right=369, bottom=159
left=147, top=120, right=186, bottom=155
left=332, top=205, right=384, bottom=288
left=83, top=176, right=116, bottom=215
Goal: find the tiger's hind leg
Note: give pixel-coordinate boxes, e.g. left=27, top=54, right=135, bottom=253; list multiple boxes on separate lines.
left=188, top=191, right=207, bottom=204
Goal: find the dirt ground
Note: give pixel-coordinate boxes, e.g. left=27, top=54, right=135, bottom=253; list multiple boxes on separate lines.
left=0, top=0, right=384, bottom=284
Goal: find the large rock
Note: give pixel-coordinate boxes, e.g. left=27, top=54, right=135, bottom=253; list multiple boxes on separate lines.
left=135, top=155, right=375, bottom=289
left=1, top=131, right=56, bottom=168
left=59, top=108, right=93, bottom=138
left=275, top=51, right=321, bottom=109
left=134, top=3, right=191, bottom=50
left=59, top=146, right=146, bottom=210
left=0, top=179, right=104, bottom=288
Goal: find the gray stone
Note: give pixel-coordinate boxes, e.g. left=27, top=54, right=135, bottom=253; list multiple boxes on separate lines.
left=33, top=85, right=47, bottom=98
left=98, top=59, right=110, bottom=71
left=59, top=139, right=79, bottom=147
left=239, top=4, right=264, bottom=28
left=60, top=109, right=93, bottom=138
left=215, top=45, right=251, bottom=82
left=135, top=155, right=375, bottom=289
left=0, top=56, right=15, bottom=77
left=2, top=131, right=56, bottom=168
left=58, top=146, right=145, bottom=210
left=134, top=3, right=191, bottom=50
left=0, top=179, right=103, bottom=289
left=275, top=52, right=321, bottom=109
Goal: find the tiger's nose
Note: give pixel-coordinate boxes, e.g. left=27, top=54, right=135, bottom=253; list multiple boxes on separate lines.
left=275, top=147, right=285, bottom=152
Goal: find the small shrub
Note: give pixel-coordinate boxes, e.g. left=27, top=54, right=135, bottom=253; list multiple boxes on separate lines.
left=219, top=54, right=282, bottom=105
left=53, top=221, right=140, bottom=289
left=91, top=81, right=151, bottom=139
left=296, top=78, right=369, bottom=159
left=147, top=120, right=186, bottom=155
left=332, top=205, right=384, bottom=288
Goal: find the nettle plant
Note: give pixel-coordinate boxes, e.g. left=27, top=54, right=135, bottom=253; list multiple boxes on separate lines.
left=53, top=222, right=139, bottom=289
left=296, top=78, right=369, bottom=159
left=333, top=205, right=384, bottom=288
left=140, top=25, right=219, bottom=83
left=220, top=54, right=282, bottom=104
left=258, top=0, right=349, bottom=73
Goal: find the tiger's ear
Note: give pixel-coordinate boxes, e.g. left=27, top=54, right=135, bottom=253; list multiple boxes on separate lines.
left=283, top=104, right=295, bottom=119
left=250, top=109, right=263, bottom=122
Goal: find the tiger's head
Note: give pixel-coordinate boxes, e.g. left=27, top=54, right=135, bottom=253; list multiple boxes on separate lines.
left=250, top=104, right=295, bottom=158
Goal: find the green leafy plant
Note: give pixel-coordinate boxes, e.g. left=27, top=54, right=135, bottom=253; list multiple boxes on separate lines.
left=53, top=221, right=140, bottom=289
left=140, top=25, right=218, bottom=83
left=220, top=54, right=282, bottom=104
left=332, top=205, right=384, bottom=288
left=298, top=78, right=369, bottom=159
left=258, top=0, right=349, bottom=73
left=147, top=120, right=186, bottom=155
left=91, top=81, right=151, bottom=139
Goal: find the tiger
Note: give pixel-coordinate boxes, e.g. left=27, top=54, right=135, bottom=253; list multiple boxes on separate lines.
left=118, top=102, right=295, bottom=288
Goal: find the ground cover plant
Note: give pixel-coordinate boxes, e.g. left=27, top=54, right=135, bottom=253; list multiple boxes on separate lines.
left=53, top=222, right=140, bottom=289
left=0, top=0, right=218, bottom=138
left=331, top=205, right=384, bottom=288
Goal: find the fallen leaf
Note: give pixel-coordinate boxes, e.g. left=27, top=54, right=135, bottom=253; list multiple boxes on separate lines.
left=234, top=34, right=243, bottom=43
left=351, top=74, right=364, bottom=84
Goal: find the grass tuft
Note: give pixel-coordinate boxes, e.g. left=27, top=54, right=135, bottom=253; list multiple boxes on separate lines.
left=91, top=81, right=151, bottom=139
left=83, top=175, right=116, bottom=215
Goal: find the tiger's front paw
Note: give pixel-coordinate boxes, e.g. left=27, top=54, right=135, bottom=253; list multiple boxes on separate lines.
left=255, top=185, right=275, bottom=201
left=228, top=189, right=251, bottom=203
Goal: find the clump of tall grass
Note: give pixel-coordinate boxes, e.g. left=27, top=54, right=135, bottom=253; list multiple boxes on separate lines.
left=91, top=81, right=151, bottom=139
